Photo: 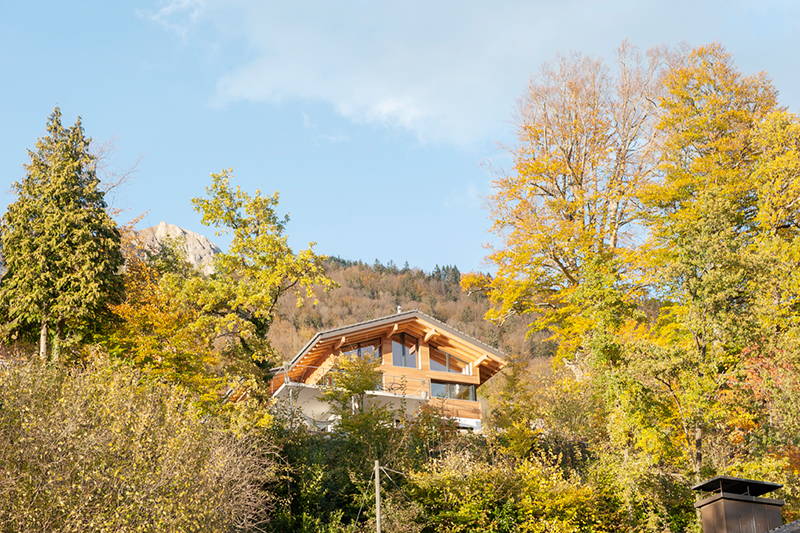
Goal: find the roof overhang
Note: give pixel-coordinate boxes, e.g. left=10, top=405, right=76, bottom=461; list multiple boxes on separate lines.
left=276, top=310, right=507, bottom=386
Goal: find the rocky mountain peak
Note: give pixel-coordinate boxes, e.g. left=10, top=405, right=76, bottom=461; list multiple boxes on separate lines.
left=135, top=221, right=220, bottom=274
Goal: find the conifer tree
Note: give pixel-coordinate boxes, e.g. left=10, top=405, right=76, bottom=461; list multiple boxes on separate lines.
left=0, top=108, right=123, bottom=359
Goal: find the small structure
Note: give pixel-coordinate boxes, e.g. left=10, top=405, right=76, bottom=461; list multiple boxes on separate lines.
left=693, top=476, right=797, bottom=533
left=269, top=310, right=507, bottom=431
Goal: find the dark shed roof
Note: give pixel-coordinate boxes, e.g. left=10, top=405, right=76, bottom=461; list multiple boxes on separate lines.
left=692, top=476, right=782, bottom=497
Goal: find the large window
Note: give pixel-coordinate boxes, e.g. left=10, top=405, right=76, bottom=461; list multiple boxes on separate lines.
left=391, top=333, right=418, bottom=368
left=429, top=347, right=469, bottom=375
left=341, top=339, right=381, bottom=360
left=430, top=381, right=476, bottom=401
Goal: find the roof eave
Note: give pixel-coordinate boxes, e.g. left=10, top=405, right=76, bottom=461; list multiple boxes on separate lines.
left=285, top=309, right=508, bottom=371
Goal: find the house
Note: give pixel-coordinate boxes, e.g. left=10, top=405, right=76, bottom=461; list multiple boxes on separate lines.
left=269, top=309, right=508, bottom=431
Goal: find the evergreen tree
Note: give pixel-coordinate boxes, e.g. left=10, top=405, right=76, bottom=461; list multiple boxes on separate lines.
left=0, top=108, right=123, bottom=359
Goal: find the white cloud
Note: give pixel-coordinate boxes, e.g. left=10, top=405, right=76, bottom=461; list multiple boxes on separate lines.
left=146, top=0, right=800, bottom=145
left=141, top=0, right=206, bottom=39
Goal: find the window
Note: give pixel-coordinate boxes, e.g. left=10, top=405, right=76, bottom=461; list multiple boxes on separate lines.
left=391, top=333, right=418, bottom=368
left=430, top=347, right=470, bottom=375
left=430, top=381, right=476, bottom=401
left=341, top=339, right=381, bottom=360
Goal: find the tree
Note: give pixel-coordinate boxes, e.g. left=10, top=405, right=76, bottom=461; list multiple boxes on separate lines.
left=462, top=43, right=664, bottom=364
left=0, top=108, right=123, bottom=360
left=466, top=43, right=800, bottom=530
left=105, top=232, right=222, bottom=400
left=179, top=170, right=335, bottom=376
left=750, top=111, right=800, bottom=342
left=638, top=43, right=778, bottom=477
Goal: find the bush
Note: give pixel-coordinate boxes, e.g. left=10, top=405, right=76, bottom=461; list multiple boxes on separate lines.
left=406, top=450, right=625, bottom=533
left=0, top=358, right=276, bottom=532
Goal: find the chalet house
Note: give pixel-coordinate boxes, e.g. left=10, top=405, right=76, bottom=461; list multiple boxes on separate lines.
left=269, top=310, right=507, bottom=431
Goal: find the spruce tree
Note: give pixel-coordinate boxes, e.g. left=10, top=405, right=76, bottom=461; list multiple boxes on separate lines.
left=0, top=108, right=123, bottom=359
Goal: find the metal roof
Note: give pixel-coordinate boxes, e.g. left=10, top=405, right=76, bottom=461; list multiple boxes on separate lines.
left=692, top=476, right=782, bottom=497
left=286, top=309, right=507, bottom=368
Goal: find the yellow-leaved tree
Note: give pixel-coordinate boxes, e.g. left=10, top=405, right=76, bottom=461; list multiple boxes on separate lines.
left=637, top=44, right=778, bottom=477
left=184, top=170, right=336, bottom=378
left=463, top=43, right=664, bottom=365
left=107, top=170, right=335, bottom=400
left=106, top=232, right=221, bottom=401
left=468, top=43, right=800, bottom=530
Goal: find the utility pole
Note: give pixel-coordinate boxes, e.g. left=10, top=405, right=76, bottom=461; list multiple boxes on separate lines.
left=374, top=459, right=382, bottom=533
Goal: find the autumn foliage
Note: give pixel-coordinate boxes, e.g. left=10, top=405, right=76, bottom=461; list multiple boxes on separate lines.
left=466, top=43, right=800, bottom=529
left=4, top=42, right=800, bottom=532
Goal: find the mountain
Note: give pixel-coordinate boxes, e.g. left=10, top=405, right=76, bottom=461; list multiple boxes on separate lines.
left=136, top=221, right=221, bottom=275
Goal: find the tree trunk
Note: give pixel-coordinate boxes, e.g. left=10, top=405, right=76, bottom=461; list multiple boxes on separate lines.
left=694, top=426, right=703, bottom=476
left=52, top=322, right=61, bottom=362
left=39, top=321, right=48, bottom=360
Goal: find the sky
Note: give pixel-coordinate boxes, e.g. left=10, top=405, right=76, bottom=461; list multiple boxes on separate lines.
left=1, top=1, right=800, bottom=272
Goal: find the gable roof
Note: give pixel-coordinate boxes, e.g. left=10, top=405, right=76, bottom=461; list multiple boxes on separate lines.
left=289, top=309, right=506, bottom=367
left=273, top=310, right=508, bottom=389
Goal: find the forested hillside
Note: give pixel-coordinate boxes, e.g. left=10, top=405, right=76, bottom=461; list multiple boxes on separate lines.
left=268, top=258, right=548, bottom=360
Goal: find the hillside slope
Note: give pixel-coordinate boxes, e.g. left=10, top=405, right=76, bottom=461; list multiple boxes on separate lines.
left=268, top=258, right=551, bottom=360
left=135, top=224, right=548, bottom=361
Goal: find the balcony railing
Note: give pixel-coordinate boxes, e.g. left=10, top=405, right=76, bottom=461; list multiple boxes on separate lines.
left=270, top=363, right=430, bottom=399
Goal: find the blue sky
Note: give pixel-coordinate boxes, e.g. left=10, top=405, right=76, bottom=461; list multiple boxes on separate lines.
left=1, top=1, right=799, bottom=272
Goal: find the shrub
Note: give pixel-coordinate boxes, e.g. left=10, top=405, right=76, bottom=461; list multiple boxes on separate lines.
left=0, top=358, right=276, bottom=532
left=406, top=450, right=625, bottom=533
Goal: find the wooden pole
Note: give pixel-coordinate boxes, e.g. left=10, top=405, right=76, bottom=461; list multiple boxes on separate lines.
left=374, top=459, right=381, bottom=533
left=39, top=321, right=47, bottom=360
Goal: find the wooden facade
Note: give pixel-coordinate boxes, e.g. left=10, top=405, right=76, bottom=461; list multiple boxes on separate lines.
left=270, top=310, right=507, bottom=425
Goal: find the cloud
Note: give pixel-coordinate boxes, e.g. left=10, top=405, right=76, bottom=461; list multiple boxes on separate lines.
left=146, top=0, right=800, bottom=145
left=141, top=0, right=206, bottom=39
left=146, top=0, right=570, bottom=144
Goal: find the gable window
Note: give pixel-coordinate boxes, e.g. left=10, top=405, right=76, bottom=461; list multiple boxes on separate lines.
left=391, top=333, right=418, bottom=368
left=430, top=347, right=470, bottom=375
left=341, top=339, right=381, bottom=360
left=430, top=381, right=476, bottom=401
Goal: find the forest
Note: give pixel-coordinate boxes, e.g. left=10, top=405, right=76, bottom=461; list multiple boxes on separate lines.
left=3, top=42, right=800, bottom=532
left=267, top=257, right=547, bottom=360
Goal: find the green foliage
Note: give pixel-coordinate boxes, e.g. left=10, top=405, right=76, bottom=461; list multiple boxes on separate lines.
left=178, top=169, right=335, bottom=376
left=267, top=356, right=460, bottom=532
left=321, top=354, right=383, bottom=412
left=0, top=357, right=276, bottom=532
left=407, top=450, right=624, bottom=533
left=0, top=108, right=123, bottom=359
